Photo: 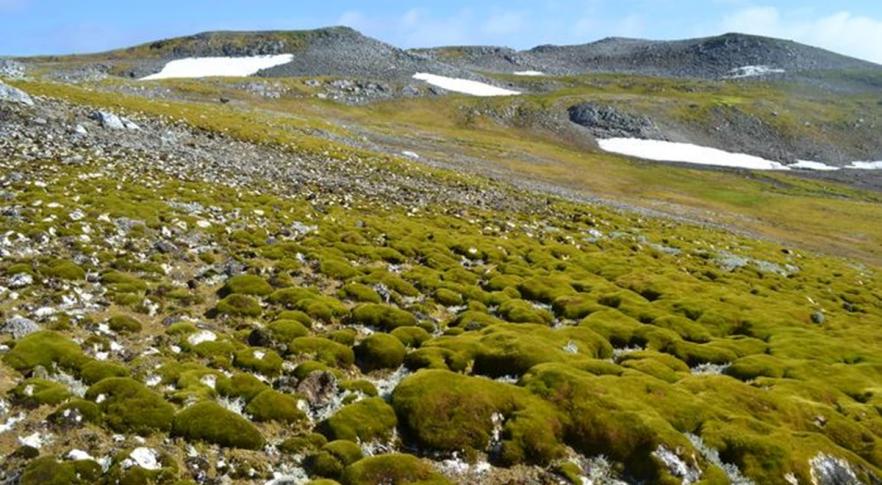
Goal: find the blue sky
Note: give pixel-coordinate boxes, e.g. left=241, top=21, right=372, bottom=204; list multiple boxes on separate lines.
left=2, top=1, right=882, bottom=63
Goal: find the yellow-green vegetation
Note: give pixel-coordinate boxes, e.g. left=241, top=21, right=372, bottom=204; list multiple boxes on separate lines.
left=319, top=397, right=397, bottom=442
left=341, top=454, right=451, bottom=485
left=172, top=401, right=265, bottom=449
left=84, top=378, right=175, bottom=434
left=2, top=72, right=882, bottom=483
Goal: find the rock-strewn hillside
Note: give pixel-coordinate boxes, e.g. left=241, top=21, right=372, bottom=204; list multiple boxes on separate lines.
left=1, top=75, right=882, bottom=485
left=415, top=33, right=881, bottom=79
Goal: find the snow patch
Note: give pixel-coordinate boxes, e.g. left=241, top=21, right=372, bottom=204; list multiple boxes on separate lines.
left=513, top=70, right=545, bottom=76
left=598, top=138, right=790, bottom=171
left=726, top=65, right=786, bottom=78
left=792, top=160, right=840, bottom=171
left=848, top=161, right=882, bottom=170
left=413, top=73, right=520, bottom=97
left=142, top=54, right=294, bottom=80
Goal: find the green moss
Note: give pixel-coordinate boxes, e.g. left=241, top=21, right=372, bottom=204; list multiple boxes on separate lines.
left=11, top=379, right=71, bottom=406
left=172, top=401, right=264, bottom=449
left=49, top=398, right=101, bottom=424
left=341, top=454, right=451, bottom=485
left=350, top=304, right=417, bottom=331
left=390, top=326, right=431, bottom=348
left=20, top=457, right=82, bottom=485
left=340, top=283, right=382, bottom=303
left=320, top=258, right=359, bottom=280
left=276, top=310, right=313, bottom=327
left=323, top=440, right=364, bottom=465
left=85, top=377, right=174, bottom=434
left=222, top=274, right=274, bottom=296
left=320, top=397, right=397, bottom=442
left=339, top=379, right=378, bottom=397
left=518, top=276, right=575, bottom=303
left=216, top=372, right=269, bottom=402
left=42, top=260, right=86, bottom=280
left=80, top=359, right=130, bottom=384
left=215, top=294, right=262, bottom=317
left=392, top=369, right=565, bottom=465
left=306, top=440, right=364, bottom=480
left=355, top=333, right=406, bottom=372
left=280, top=433, right=328, bottom=455
left=328, top=328, right=357, bottom=346
left=107, top=315, right=143, bottom=334
left=434, top=288, right=463, bottom=306
left=233, top=347, right=283, bottom=375
left=245, top=389, right=307, bottom=423
left=267, top=319, right=310, bottom=341
left=726, top=354, right=788, bottom=380
left=2, top=331, right=88, bottom=372
left=497, top=299, right=553, bottom=324
left=166, top=322, right=197, bottom=335
left=291, top=337, right=355, bottom=367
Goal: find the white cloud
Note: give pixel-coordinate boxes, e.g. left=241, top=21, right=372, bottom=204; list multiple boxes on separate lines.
left=720, top=7, right=882, bottom=64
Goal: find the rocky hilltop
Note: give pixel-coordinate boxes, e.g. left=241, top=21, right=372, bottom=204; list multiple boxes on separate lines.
left=416, top=32, right=881, bottom=79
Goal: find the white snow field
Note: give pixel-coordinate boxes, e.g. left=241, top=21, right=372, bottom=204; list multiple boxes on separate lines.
left=141, top=54, right=294, bottom=80
left=597, top=138, right=790, bottom=170
left=513, top=71, right=545, bottom=76
left=792, top=160, right=841, bottom=171
left=848, top=161, right=882, bottom=170
left=726, top=65, right=786, bottom=78
left=412, top=73, right=520, bottom=96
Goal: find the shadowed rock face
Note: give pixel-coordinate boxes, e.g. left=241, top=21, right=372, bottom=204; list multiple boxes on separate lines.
left=567, top=103, right=662, bottom=139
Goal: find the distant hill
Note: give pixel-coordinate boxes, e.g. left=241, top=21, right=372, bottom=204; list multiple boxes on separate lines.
left=413, top=33, right=881, bottom=79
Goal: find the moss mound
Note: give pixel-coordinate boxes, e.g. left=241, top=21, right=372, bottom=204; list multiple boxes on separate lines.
left=2, top=331, right=87, bottom=372
left=222, top=274, right=274, bottom=296
left=11, top=379, right=70, bottom=406
left=350, top=304, right=417, bottom=331
left=172, top=401, right=264, bottom=449
left=320, top=397, right=397, bottom=442
left=392, top=369, right=565, bottom=465
left=245, top=389, right=307, bottom=424
left=107, top=315, right=143, bottom=334
left=341, top=454, right=451, bottom=485
left=354, top=333, right=406, bottom=372
left=291, top=337, right=355, bottom=367
left=215, top=294, right=262, bottom=317
left=85, top=377, right=174, bottom=434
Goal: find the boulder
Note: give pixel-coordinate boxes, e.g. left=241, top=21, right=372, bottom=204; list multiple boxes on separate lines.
left=0, top=80, right=34, bottom=106
left=1, top=316, right=40, bottom=339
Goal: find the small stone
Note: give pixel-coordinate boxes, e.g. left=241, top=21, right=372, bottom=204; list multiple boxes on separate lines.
left=2, top=316, right=39, bottom=339
left=811, top=311, right=826, bottom=325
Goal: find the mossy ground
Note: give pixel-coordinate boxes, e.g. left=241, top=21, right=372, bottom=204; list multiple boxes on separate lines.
left=1, top=77, right=881, bottom=484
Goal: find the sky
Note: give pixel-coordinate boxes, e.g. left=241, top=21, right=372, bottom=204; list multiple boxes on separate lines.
left=1, top=1, right=882, bottom=64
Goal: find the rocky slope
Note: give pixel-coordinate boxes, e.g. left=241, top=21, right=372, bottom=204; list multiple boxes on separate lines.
left=2, top=80, right=882, bottom=485
left=415, top=33, right=881, bottom=79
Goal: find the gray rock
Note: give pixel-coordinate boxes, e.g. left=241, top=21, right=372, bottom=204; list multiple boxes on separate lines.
left=811, top=311, right=826, bottom=325
left=2, top=316, right=40, bottom=339
left=91, top=111, right=139, bottom=130
left=568, top=102, right=659, bottom=139
left=296, top=371, right=338, bottom=406
left=92, top=110, right=126, bottom=130
left=810, top=453, right=860, bottom=485
left=8, top=272, right=33, bottom=288
left=0, top=59, right=26, bottom=79
left=0, top=80, right=34, bottom=106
